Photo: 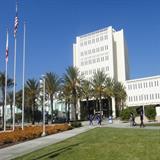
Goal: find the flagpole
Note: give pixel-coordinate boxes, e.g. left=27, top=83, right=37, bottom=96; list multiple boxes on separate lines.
left=13, top=2, right=18, bottom=131
left=22, top=21, right=26, bottom=130
left=13, top=36, right=16, bottom=131
left=4, top=30, right=9, bottom=131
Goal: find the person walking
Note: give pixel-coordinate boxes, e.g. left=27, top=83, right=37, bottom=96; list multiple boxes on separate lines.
left=130, top=112, right=136, bottom=127
left=89, top=114, right=94, bottom=126
left=140, top=110, right=145, bottom=128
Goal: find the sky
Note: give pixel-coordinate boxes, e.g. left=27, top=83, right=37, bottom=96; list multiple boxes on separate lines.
left=0, top=0, right=160, bottom=90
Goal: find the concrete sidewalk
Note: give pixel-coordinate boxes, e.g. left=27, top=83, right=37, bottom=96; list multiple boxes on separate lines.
left=0, top=125, right=96, bottom=160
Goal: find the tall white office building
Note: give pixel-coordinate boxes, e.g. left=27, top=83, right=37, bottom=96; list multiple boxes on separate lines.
left=73, top=26, right=129, bottom=83
left=73, top=26, right=160, bottom=118
left=73, top=26, right=129, bottom=117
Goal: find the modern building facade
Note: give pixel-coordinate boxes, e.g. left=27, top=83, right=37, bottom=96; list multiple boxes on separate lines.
left=73, top=26, right=160, bottom=117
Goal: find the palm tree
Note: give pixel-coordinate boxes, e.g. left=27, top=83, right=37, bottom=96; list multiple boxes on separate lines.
left=81, top=80, right=92, bottom=115
left=0, top=72, right=13, bottom=128
left=114, top=81, right=127, bottom=116
left=25, top=79, right=39, bottom=125
left=45, top=72, right=61, bottom=124
left=63, top=66, right=81, bottom=121
left=104, top=77, right=114, bottom=116
left=92, top=70, right=106, bottom=118
left=7, top=91, right=13, bottom=122
left=59, top=84, right=71, bottom=123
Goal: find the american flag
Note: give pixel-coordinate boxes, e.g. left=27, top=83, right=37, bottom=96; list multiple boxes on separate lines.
left=14, top=4, right=18, bottom=38
left=6, top=31, right=9, bottom=63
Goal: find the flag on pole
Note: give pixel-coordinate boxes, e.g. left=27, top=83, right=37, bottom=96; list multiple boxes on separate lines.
left=6, top=30, right=9, bottom=63
left=14, top=4, right=19, bottom=38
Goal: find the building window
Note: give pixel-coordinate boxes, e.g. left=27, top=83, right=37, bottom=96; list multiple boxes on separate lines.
left=96, top=48, right=99, bottom=52
left=80, top=52, right=83, bottom=56
left=88, top=50, right=91, bottom=54
left=88, top=40, right=91, bottom=44
left=101, top=57, right=104, bottom=62
left=105, top=56, right=109, bottom=61
left=106, top=66, right=109, bottom=71
left=81, top=62, right=84, bottom=66
left=105, top=45, right=108, bottom=50
left=104, top=35, right=108, bottom=40
left=100, top=36, right=103, bottom=41
left=101, top=46, right=104, bottom=51
left=84, top=41, right=87, bottom=46
left=92, top=49, right=95, bottom=53
left=97, top=58, right=100, bottom=62
left=96, top=37, right=99, bottom=42
left=84, top=51, right=87, bottom=56
left=80, top=42, right=83, bottom=46
left=92, top=39, right=95, bottom=43
left=93, top=69, right=96, bottom=74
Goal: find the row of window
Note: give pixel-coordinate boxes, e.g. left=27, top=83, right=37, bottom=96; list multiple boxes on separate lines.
left=80, top=45, right=108, bottom=57
left=80, top=35, right=108, bottom=47
left=81, top=66, right=109, bottom=76
left=128, top=80, right=159, bottom=90
left=128, top=93, right=160, bottom=102
left=81, top=56, right=109, bottom=66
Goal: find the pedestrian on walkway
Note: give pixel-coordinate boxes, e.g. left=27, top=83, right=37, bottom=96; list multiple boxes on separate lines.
left=97, top=114, right=102, bottom=126
left=140, top=110, right=145, bottom=128
left=130, top=112, right=136, bottom=127
left=89, top=114, right=94, bottom=126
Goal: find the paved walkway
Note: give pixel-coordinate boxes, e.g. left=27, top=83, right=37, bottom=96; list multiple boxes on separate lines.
left=0, top=125, right=96, bottom=160
left=0, top=120, right=160, bottom=160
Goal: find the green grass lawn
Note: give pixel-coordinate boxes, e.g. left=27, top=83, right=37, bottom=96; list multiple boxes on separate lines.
left=14, top=127, right=160, bottom=160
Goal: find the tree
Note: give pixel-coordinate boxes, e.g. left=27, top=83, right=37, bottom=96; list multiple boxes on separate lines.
left=45, top=72, right=61, bottom=124
left=104, top=77, right=114, bottom=116
left=81, top=80, right=92, bottom=115
left=114, top=81, right=127, bottom=115
left=59, top=84, right=71, bottom=123
left=0, top=72, right=13, bottom=128
left=63, top=66, right=81, bottom=121
left=92, top=70, right=106, bottom=118
left=25, top=79, right=39, bottom=125
left=7, top=91, right=13, bottom=122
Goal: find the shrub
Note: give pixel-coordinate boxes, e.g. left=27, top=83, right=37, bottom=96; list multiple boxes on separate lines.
left=0, top=124, right=72, bottom=146
left=70, top=121, right=82, bottom=128
left=119, top=107, right=137, bottom=121
left=145, top=106, right=156, bottom=120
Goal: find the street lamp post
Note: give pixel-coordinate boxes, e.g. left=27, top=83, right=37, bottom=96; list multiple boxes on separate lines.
left=41, top=76, right=46, bottom=136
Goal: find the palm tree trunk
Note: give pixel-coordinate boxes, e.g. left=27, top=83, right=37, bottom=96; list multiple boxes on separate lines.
left=2, top=87, right=5, bottom=128
left=73, top=89, right=77, bottom=121
left=32, top=104, right=35, bottom=125
left=10, top=104, right=13, bottom=123
left=67, top=99, right=70, bottom=123
left=50, top=95, right=54, bottom=124
left=99, top=92, right=102, bottom=119
left=86, top=97, right=89, bottom=115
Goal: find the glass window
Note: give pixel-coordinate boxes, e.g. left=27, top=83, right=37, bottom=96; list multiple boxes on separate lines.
left=105, top=56, right=109, bottom=61
left=92, top=49, right=95, bottom=53
left=101, top=46, right=104, bottom=51
left=88, top=50, right=91, bottom=54
left=80, top=42, right=83, bottom=46
left=80, top=52, right=83, bottom=56
left=96, top=48, right=99, bottom=52
left=88, top=40, right=91, bottom=44
left=92, top=39, right=95, bottom=43
left=97, top=58, right=100, bottom=62
left=104, top=35, right=108, bottom=40
left=96, top=37, right=99, bottom=42
left=101, top=57, right=104, bottom=61
left=100, top=36, right=103, bottom=41
left=84, top=41, right=87, bottom=46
